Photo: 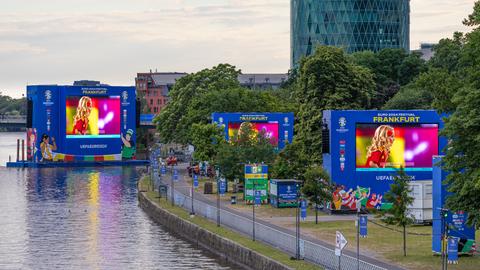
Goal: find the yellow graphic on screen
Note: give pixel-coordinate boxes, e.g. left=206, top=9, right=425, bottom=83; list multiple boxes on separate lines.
left=356, top=136, right=405, bottom=168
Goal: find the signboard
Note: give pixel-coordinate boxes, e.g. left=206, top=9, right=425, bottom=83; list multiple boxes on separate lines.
left=161, top=166, right=166, bottom=175
left=193, top=174, right=199, bottom=188
left=27, top=85, right=137, bottom=158
left=219, top=177, right=227, bottom=196
left=447, top=237, right=459, bottom=264
left=359, top=216, right=368, bottom=237
left=255, top=190, right=262, bottom=205
left=173, top=169, right=179, bottom=182
left=300, top=200, right=307, bottom=221
left=323, top=110, right=447, bottom=213
left=245, top=164, right=268, bottom=204
left=335, top=231, right=348, bottom=256
left=212, top=112, right=294, bottom=150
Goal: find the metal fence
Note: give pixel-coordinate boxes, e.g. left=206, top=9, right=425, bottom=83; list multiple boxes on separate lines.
left=149, top=165, right=387, bottom=270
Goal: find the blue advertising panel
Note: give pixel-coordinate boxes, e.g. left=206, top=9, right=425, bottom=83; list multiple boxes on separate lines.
left=323, top=110, right=447, bottom=212
left=432, top=157, right=476, bottom=254
left=219, top=177, right=227, bottom=195
left=269, top=179, right=300, bottom=208
left=27, top=85, right=137, bottom=161
left=212, top=112, right=294, bottom=150
left=300, top=200, right=307, bottom=221
left=255, top=190, right=262, bottom=205
left=359, top=216, right=368, bottom=237
left=173, top=168, right=179, bottom=182
left=447, top=237, right=459, bottom=264
left=161, top=166, right=166, bottom=175
left=193, top=174, right=199, bottom=188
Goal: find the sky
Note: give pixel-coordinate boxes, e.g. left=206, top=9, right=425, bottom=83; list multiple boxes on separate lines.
left=0, top=0, right=476, bottom=97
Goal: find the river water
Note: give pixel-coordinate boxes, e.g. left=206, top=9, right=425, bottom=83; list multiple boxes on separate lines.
left=0, top=132, right=232, bottom=270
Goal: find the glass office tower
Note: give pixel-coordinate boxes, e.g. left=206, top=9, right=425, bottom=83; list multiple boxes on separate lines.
left=291, top=0, right=410, bottom=67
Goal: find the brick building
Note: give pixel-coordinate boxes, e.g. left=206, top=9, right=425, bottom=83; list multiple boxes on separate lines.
left=135, top=71, right=288, bottom=114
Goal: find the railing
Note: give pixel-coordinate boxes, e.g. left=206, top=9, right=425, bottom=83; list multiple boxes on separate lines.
left=0, top=115, right=27, bottom=124
left=149, top=168, right=388, bottom=270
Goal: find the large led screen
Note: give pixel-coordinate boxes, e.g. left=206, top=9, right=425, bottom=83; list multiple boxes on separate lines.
left=356, top=124, right=438, bottom=169
left=66, top=96, right=121, bottom=138
left=228, top=122, right=279, bottom=146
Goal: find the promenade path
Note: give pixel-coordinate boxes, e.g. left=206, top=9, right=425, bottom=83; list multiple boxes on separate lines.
left=162, top=163, right=405, bottom=270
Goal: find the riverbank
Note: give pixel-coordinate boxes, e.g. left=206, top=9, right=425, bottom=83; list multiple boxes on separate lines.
left=137, top=176, right=322, bottom=270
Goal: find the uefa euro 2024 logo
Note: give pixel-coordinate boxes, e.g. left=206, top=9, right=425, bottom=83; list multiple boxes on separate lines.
left=45, top=90, right=52, bottom=102
left=122, top=91, right=128, bottom=102
left=339, top=117, right=347, bottom=128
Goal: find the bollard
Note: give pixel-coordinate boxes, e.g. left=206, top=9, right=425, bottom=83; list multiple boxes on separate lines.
left=16, top=139, right=20, bottom=162
left=21, top=139, right=25, bottom=161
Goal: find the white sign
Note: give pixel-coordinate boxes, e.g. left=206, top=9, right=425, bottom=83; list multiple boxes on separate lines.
left=335, top=231, right=348, bottom=256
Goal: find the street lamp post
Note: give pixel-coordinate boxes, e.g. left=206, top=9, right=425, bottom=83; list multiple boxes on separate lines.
left=171, top=164, right=174, bottom=206
left=295, top=184, right=300, bottom=260
left=356, top=204, right=360, bottom=270
left=216, top=167, right=221, bottom=227
left=252, top=179, right=256, bottom=241
left=190, top=172, right=195, bottom=216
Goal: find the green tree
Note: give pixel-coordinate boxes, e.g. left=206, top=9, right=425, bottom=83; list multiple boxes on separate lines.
left=270, top=141, right=309, bottom=179
left=295, top=46, right=375, bottom=164
left=215, top=122, right=276, bottom=183
left=301, top=166, right=333, bottom=224
left=155, top=64, right=290, bottom=145
left=429, top=33, right=465, bottom=73
left=378, top=168, right=414, bottom=257
left=189, top=123, right=225, bottom=162
left=351, top=48, right=426, bottom=109
left=154, top=64, right=241, bottom=144
left=383, top=68, right=461, bottom=110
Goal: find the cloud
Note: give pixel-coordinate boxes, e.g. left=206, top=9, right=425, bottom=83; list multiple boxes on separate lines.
left=0, top=41, right=46, bottom=54
left=0, top=0, right=477, bottom=97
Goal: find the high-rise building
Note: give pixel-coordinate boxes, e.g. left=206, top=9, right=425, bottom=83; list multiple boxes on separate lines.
left=291, top=0, right=410, bottom=67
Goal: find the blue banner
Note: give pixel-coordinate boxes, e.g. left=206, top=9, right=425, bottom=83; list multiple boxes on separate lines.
left=173, top=169, right=179, bottom=182
left=359, top=216, right=368, bottom=237
left=219, top=178, right=226, bottom=195
left=447, top=237, right=459, bottom=264
left=255, top=190, right=262, bottom=205
left=193, top=174, right=199, bottom=188
left=161, top=166, right=166, bottom=175
left=301, top=200, right=307, bottom=221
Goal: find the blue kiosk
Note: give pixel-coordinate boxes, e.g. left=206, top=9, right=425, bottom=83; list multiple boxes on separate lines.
left=8, top=84, right=148, bottom=167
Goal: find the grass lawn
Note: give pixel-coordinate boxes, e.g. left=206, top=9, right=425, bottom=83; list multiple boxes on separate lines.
left=297, top=220, right=479, bottom=270
left=139, top=177, right=322, bottom=270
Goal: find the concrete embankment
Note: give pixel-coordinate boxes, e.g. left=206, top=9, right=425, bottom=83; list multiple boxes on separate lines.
left=138, top=190, right=293, bottom=270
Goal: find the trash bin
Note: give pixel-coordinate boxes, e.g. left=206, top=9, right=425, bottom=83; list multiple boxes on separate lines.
left=231, top=196, right=237, bottom=204
left=204, top=182, right=213, bottom=194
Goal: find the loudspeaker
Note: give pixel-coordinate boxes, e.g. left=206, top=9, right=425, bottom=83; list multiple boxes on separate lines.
left=135, top=98, right=141, bottom=127
left=26, top=99, right=33, bottom=128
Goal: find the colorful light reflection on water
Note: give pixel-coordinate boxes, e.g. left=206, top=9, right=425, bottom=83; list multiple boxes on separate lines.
left=0, top=167, right=232, bottom=270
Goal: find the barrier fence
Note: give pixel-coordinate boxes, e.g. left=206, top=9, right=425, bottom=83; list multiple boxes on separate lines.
left=148, top=162, right=388, bottom=270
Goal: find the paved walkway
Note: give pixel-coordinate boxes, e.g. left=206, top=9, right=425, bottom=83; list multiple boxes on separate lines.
left=161, top=163, right=405, bottom=270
